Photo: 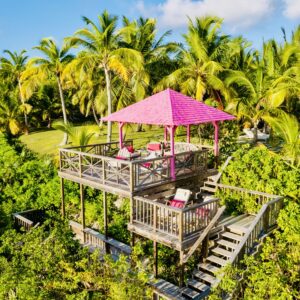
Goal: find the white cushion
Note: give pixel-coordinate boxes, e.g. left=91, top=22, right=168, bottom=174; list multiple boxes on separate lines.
left=174, top=188, right=192, bottom=202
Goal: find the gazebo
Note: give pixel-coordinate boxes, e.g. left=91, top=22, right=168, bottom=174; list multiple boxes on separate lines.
left=102, top=88, right=235, bottom=179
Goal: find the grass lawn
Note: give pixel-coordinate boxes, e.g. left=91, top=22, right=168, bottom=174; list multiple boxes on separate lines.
left=20, top=123, right=173, bottom=157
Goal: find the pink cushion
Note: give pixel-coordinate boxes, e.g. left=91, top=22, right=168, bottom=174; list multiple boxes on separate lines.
left=147, top=143, right=161, bottom=151
left=142, top=162, right=152, bottom=168
left=127, top=146, right=134, bottom=153
left=170, top=200, right=185, bottom=209
left=116, top=156, right=127, bottom=160
left=196, top=208, right=210, bottom=217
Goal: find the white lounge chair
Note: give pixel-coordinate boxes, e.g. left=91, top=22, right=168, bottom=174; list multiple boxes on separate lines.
left=242, top=128, right=269, bottom=141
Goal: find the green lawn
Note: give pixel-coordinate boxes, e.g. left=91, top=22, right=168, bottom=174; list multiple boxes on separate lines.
left=20, top=123, right=169, bottom=157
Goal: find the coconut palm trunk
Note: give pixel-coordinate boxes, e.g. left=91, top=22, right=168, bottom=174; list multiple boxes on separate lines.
left=104, top=66, right=112, bottom=143
left=17, top=79, right=29, bottom=134
left=56, top=76, right=68, bottom=145
left=92, top=103, right=100, bottom=126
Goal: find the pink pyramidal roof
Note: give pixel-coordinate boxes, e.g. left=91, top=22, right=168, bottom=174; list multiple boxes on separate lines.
left=102, top=88, right=235, bottom=126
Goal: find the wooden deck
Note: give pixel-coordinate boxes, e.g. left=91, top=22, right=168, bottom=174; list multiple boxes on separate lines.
left=128, top=196, right=220, bottom=251
left=58, top=141, right=208, bottom=196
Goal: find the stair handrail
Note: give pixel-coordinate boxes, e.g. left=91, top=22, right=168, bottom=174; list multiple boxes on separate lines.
left=212, top=195, right=283, bottom=289
left=182, top=205, right=226, bottom=264
left=228, top=195, right=284, bottom=265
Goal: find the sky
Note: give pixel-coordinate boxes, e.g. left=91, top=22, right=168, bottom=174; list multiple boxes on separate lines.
left=0, top=0, right=299, bottom=57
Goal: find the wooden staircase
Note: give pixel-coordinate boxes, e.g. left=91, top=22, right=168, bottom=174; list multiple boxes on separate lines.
left=180, top=216, right=253, bottom=299
left=152, top=185, right=284, bottom=300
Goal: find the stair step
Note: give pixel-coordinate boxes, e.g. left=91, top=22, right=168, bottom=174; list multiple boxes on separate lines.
left=204, top=181, right=217, bottom=187
left=222, top=231, right=243, bottom=242
left=193, top=270, right=216, bottom=285
left=206, top=255, right=228, bottom=267
left=181, top=287, right=201, bottom=299
left=217, top=239, right=238, bottom=250
left=200, top=186, right=216, bottom=193
left=187, top=279, right=210, bottom=292
left=227, top=224, right=248, bottom=235
left=198, top=262, right=220, bottom=274
left=212, top=247, right=233, bottom=258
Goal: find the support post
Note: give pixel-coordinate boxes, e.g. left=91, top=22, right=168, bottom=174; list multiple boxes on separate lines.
left=103, top=191, right=109, bottom=253
left=201, top=235, right=209, bottom=262
left=167, top=126, right=177, bottom=180
left=179, top=251, right=184, bottom=287
left=60, top=177, right=65, bottom=218
left=80, top=184, right=86, bottom=243
left=153, top=241, right=158, bottom=278
left=186, top=124, right=190, bottom=143
left=118, top=122, right=124, bottom=149
left=164, top=126, right=168, bottom=145
left=213, top=121, right=219, bottom=157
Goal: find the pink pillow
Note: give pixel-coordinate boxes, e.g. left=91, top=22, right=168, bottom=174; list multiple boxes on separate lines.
left=147, top=143, right=161, bottom=151
left=196, top=208, right=210, bottom=217
left=126, top=146, right=134, bottom=153
left=142, top=162, right=152, bottom=168
left=170, top=200, right=185, bottom=208
left=116, top=156, right=127, bottom=160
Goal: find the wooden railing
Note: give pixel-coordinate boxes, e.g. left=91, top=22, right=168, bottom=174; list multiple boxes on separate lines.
left=60, top=142, right=208, bottom=192
left=13, top=213, right=34, bottom=231
left=132, top=196, right=220, bottom=242
left=65, top=140, right=133, bottom=157
left=174, top=150, right=208, bottom=176
left=12, top=209, right=44, bottom=231
left=69, top=220, right=131, bottom=256
left=215, top=183, right=279, bottom=209
left=229, top=195, right=284, bottom=264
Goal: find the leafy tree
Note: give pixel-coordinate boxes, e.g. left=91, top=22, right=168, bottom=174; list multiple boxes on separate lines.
left=66, top=11, right=144, bottom=142
left=22, top=38, right=74, bottom=144
left=0, top=50, right=31, bottom=132
left=156, top=16, right=230, bottom=107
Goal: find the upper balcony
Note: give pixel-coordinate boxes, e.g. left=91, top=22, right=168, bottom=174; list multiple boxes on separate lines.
left=58, top=140, right=209, bottom=196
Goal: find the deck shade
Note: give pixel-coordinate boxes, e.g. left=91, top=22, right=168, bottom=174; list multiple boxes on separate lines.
left=102, top=88, right=235, bottom=179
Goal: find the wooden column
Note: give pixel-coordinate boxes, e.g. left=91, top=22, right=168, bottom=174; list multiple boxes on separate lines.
left=186, top=124, right=190, bottom=143
left=179, top=251, right=185, bottom=287
left=80, top=184, right=86, bottom=243
left=153, top=241, right=158, bottom=278
left=60, top=177, right=65, bottom=218
left=201, top=236, right=209, bottom=262
left=118, top=122, right=124, bottom=149
left=167, top=125, right=177, bottom=180
left=103, top=191, right=109, bottom=253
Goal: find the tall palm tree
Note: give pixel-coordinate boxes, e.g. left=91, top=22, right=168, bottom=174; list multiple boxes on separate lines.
left=65, top=62, right=107, bottom=126
left=156, top=16, right=231, bottom=107
left=66, top=11, right=143, bottom=142
left=52, top=121, right=95, bottom=146
left=0, top=50, right=30, bottom=133
left=22, top=38, right=74, bottom=144
left=265, top=112, right=300, bottom=166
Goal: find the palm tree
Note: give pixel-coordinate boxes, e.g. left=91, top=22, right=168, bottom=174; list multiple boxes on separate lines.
left=63, top=59, right=107, bottom=126
left=156, top=16, right=231, bottom=107
left=66, top=11, right=143, bottom=142
left=265, top=112, right=300, bottom=166
left=22, top=38, right=73, bottom=144
left=52, top=121, right=94, bottom=146
left=0, top=96, right=21, bottom=135
left=225, top=38, right=300, bottom=141
left=0, top=50, right=30, bottom=133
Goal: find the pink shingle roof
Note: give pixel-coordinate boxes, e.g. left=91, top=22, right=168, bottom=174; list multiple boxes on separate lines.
left=102, top=88, right=235, bottom=126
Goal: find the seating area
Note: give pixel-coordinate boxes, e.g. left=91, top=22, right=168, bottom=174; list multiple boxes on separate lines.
left=239, top=128, right=270, bottom=141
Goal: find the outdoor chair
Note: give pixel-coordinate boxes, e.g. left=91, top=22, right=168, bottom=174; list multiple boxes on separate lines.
left=167, top=188, right=193, bottom=208
left=241, top=128, right=269, bottom=141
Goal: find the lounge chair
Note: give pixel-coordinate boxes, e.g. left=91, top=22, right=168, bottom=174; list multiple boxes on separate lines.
left=242, top=128, right=269, bottom=141
left=168, top=188, right=192, bottom=209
